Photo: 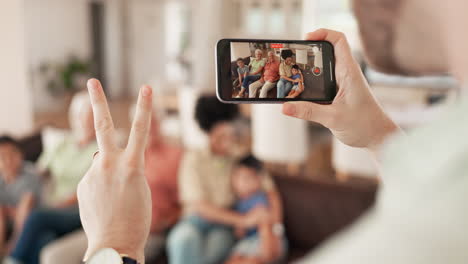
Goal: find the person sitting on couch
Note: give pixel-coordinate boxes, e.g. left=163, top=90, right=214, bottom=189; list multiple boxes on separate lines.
left=235, top=58, right=249, bottom=90
left=286, top=65, right=305, bottom=98
left=143, top=112, right=183, bottom=262
left=237, top=49, right=265, bottom=98
left=2, top=91, right=97, bottom=264
left=249, top=51, right=280, bottom=98
left=277, top=54, right=294, bottom=98
left=226, top=154, right=286, bottom=264
left=0, top=136, right=42, bottom=257
left=167, top=96, right=283, bottom=264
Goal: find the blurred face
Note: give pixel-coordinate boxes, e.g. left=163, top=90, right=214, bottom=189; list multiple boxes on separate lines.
left=209, top=122, right=235, bottom=156
left=267, top=51, right=275, bottom=61
left=237, top=60, right=245, bottom=68
left=285, top=57, right=293, bottom=65
left=353, top=0, right=447, bottom=75
left=232, top=166, right=262, bottom=199
left=70, top=103, right=95, bottom=144
left=292, top=68, right=299, bottom=75
left=255, top=50, right=262, bottom=59
left=0, top=143, right=22, bottom=181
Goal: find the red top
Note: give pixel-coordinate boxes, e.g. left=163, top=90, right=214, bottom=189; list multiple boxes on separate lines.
left=145, top=143, right=183, bottom=233
left=263, top=59, right=280, bottom=82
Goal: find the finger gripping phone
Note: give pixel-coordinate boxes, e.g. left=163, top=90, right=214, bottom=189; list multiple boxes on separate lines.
left=216, top=39, right=336, bottom=104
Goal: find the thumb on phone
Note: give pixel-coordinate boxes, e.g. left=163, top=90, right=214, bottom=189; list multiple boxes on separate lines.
left=283, top=102, right=332, bottom=127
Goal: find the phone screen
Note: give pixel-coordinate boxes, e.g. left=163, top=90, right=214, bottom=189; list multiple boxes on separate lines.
left=216, top=39, right=336, bottom=103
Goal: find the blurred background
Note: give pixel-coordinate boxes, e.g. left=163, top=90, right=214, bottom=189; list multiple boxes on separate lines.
left=0, top=0, right=460, bottom=263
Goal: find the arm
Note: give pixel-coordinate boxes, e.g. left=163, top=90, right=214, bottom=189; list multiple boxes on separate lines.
left=251, top=66, right=264, bottom=76
left=258, top=219, right=282, bottom=263
left=267, top=190, right=282, bottom=223
left=8, top=192, right=35, bottom=250
left=192, top=201, right=245, bottom=227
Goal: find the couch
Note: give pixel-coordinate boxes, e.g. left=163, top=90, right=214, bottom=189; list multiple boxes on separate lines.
left=274, top=175, right=377, bottom=262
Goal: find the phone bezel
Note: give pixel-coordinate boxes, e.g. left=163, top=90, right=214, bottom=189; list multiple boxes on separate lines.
left=216, top=38, right=337, bottom=104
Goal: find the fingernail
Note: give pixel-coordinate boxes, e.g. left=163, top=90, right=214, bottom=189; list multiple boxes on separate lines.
left=87, top=78, right=98, bottom=92
left=283, top=103, right=296, bottom=116
left=142, top=85, right=152, bottom=97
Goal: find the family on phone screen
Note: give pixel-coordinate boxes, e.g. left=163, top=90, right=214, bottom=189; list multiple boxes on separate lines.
left=234, top=49, right=307, bottom=99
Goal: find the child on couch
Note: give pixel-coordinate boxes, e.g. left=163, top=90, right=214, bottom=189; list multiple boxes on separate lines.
left=0, top=136, right=41, bottom=257
left=286, top=65, right=304, bottom=98
left=226, top=155, right=286, bottom=264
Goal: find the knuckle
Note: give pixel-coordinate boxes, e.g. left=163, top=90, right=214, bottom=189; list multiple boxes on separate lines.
left=95, top=116, right=113, bottom=132
left=299, top=105, right=315, bottom=121
left=337, top=31, right=346, bottom=39
left=125, top=155, right=143, bottom=169
left=132, top=120, right=148, bottom=134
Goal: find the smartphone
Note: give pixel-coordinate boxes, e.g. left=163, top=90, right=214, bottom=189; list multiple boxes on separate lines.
left=216, top=39, right=336, bottom=103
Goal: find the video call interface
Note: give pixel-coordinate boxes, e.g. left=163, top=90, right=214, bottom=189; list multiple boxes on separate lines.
left=230, top=42, right=325, bottom=99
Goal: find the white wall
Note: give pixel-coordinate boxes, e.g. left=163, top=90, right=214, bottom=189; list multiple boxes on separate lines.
left=127, top=0, right=166, bottom=97
left=0, top=0, right=34, bottom=136
left=230, top=42, right=251, bottom=60
left=24, top=0, right=91, bottom=112
left=103, top=0, right=127, bottom=98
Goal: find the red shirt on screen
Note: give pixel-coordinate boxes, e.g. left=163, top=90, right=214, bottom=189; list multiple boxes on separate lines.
left=263, top=59, right=280, bottom=82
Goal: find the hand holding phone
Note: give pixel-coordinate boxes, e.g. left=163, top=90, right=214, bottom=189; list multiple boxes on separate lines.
left=216, top=39, right=336, bottom=103
left=282, top=29, right=400, bottom=153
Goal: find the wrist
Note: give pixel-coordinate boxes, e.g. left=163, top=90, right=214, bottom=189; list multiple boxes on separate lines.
left=367, top=111, right=401, bottom=153
left=86, top=241, right=144, bottom=264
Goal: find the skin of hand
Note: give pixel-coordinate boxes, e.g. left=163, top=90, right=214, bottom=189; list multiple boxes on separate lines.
left=242, top=206, right=270, bottom=229
left=77, top=79, right=153, bottom=263
left=282, top=29, right=401, bottom=154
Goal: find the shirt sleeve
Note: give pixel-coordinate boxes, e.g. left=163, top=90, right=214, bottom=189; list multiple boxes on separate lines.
left=178, top=151, right=205, bottom=205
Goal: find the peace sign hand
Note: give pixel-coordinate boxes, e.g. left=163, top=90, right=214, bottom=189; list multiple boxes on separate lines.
left=78, top=79, right=153, bottom=263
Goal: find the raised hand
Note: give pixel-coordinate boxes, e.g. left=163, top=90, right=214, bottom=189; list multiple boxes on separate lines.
left=77, top=79, right=153, bottom=263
